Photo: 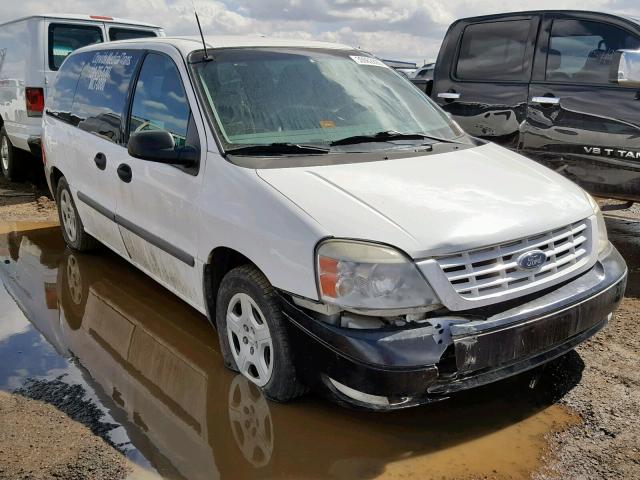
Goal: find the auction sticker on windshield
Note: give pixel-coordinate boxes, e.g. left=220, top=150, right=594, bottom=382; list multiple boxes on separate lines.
left=350, top=56, right=388, bottom=68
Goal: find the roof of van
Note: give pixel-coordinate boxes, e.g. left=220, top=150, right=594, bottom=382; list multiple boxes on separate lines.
left=0, top=14, right=161, bottom=29
left=77, top=35, right=356, bottom=56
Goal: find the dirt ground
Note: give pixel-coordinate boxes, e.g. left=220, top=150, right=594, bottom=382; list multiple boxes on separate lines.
left=0, top=177, right=57, bottom=223
left=0, top=391, right=131, bottom=480
left=1, top=178, right=639, bottom=479
left=536, top=201, right=640, bottom=480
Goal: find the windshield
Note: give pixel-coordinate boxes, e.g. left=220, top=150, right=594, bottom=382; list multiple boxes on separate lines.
left=192, top=48, right=464, bottom=153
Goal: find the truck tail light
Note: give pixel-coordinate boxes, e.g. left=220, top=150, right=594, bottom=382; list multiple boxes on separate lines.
left=26, top=87, right=44, bottom=117
left=90, top=15, right=114, bottom=21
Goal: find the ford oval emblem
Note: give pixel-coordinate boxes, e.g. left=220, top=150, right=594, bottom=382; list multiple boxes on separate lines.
left=516, top=250, right=547, bottom=271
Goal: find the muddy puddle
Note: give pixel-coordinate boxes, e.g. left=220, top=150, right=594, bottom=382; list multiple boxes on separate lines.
left=0, top=222, right=613, bottom=480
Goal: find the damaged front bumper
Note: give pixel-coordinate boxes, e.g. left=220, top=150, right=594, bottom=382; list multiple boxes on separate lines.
left=282, top=245, right=627, bottom=410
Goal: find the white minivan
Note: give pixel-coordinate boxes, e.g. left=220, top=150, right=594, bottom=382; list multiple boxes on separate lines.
left=43, top=36, right=627, bottom=410
left=0, top=14, right=163, bottom=181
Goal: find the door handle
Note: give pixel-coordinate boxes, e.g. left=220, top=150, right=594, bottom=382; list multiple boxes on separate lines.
left=117, top=164, right=132, bottom=183
left=437, top=92, right=461, bottom=100
left=93, top=153, right=106, bottom=170
left=531, top=96, right=560, bottom=105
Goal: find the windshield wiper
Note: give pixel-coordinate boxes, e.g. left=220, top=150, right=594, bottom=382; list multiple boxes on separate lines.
left=330, top=130, right=465, bottom=146
left=225, top=143, right=330, bottom=156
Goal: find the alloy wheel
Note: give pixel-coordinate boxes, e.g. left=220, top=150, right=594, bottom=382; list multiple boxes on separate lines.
left=226, top=292, right=274, bottom=387
left=228, top=375, right=274, bottom=467
left=59, top=189, right=78, bottom=243
left=1, top=136, right=8, bottom=172
left=66, top=255, right=83, bottom=305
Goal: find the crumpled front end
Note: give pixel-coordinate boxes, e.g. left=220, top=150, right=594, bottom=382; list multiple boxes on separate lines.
left=282, top=245, right=627, bottom=410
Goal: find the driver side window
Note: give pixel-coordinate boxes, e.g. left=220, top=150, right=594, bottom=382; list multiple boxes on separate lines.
left=128, top=53, right=191, bottom=147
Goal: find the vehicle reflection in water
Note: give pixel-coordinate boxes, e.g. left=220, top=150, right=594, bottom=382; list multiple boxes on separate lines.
left=1, top=225, right=595, bottom=480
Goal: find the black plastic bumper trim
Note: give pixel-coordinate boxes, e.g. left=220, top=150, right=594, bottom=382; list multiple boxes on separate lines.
left=282, top=246, right=627, bottom=409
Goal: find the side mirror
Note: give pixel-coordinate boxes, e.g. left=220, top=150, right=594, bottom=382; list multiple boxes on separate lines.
left=128, top=130, right=198, bottom=166
left=610, top=49, right=640, bottom=87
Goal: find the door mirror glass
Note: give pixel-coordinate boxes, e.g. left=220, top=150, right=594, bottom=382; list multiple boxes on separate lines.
left=128, top=130, right=197, bottom=165
left=611, top=49, right=640, bottom=87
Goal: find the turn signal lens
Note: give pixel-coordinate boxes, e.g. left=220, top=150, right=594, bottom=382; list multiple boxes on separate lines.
left=318, top=256, right=338, bottom=298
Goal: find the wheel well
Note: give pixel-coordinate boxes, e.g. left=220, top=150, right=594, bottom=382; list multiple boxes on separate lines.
left=50, top=167, right=64, bottom=198
left=203, top=247, right=254, bottom=325
left=0, top=115, right=4, bottom=129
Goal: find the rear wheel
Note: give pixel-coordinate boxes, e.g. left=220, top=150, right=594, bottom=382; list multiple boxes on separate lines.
left=216, top=265, right=307, bottom=402
left=55, top=177, right=99, bottom=252
left=59, top=252, right=88, bottom=330
left=0, top=127, right=23, bottom=182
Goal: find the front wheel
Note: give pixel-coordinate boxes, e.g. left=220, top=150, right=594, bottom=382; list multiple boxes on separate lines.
left=216, top=265, right=307, bottom=402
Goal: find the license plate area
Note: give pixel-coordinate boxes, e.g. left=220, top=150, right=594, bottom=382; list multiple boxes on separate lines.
left=453, top=289, right=616, bottom=374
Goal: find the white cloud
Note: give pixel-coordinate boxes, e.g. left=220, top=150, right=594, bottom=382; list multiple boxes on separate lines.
left=0, top=288, right=30, bottom=342
left=0, top=0, right=638, bottom=63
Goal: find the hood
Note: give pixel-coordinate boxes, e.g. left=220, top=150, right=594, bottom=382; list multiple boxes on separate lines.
left=257, top=143, right=594, bottom=258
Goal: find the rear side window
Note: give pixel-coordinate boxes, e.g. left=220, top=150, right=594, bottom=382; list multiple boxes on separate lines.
left=47, top=52, right=92, bottom=123
left=48, top=24, right=103, bottom=71
left=109, top=28, right=157, bottom=41
left=546, top=19, right=640, bottom=84
left=71, top=50, right=142, bottom=143
left=456, top=20, right=531, bottom=81
left=128, top=53, right=191, bottom=147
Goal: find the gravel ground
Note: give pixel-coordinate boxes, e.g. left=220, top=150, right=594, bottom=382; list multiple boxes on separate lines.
left=535, top=202, right=640, bottom=480
left=0, top=390, right=131, bottom=480
left=0, top=176, right=57, bottom=223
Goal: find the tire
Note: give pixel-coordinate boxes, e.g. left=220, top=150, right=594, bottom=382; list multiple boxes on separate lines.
left=55, top=177, right=100, bottom=252
left=0, top=126, right=24, bottom=182
left=216, top=264, right=307, bottom=402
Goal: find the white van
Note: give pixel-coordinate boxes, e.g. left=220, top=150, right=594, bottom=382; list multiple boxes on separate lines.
left=0, top=14, right=163, bottom=181
left=43, top=36, right=627, bottom=410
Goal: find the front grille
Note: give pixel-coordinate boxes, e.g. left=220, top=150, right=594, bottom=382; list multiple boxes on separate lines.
left=436, top=220, right=592, bottom=299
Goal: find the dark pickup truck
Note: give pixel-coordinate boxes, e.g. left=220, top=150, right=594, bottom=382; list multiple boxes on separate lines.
left=431, top=10, right=640, bottom=202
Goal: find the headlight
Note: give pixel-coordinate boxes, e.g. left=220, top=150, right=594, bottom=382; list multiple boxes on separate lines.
left=587, top=194, right=609, bottom=254
left=316, top=239, right=440, bottom=310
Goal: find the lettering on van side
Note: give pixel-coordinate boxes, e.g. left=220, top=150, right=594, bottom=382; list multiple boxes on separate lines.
left=86, top=52, right=133, bottom=92
left=583, top=146, right=640, bottom=160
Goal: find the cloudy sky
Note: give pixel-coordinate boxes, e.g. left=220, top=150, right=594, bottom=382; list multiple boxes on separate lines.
left=1, top=0, right=639, bottom=64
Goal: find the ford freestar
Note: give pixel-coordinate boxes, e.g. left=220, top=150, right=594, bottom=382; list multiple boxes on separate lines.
left=43, top=36, right=627, bottom=410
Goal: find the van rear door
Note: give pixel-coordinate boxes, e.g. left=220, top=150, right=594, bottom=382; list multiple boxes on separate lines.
left=44, top=19, right=105, bottom=95
left=433, top=14, right=539, bottom=149
left=521, top=12, right=640, bottom=201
